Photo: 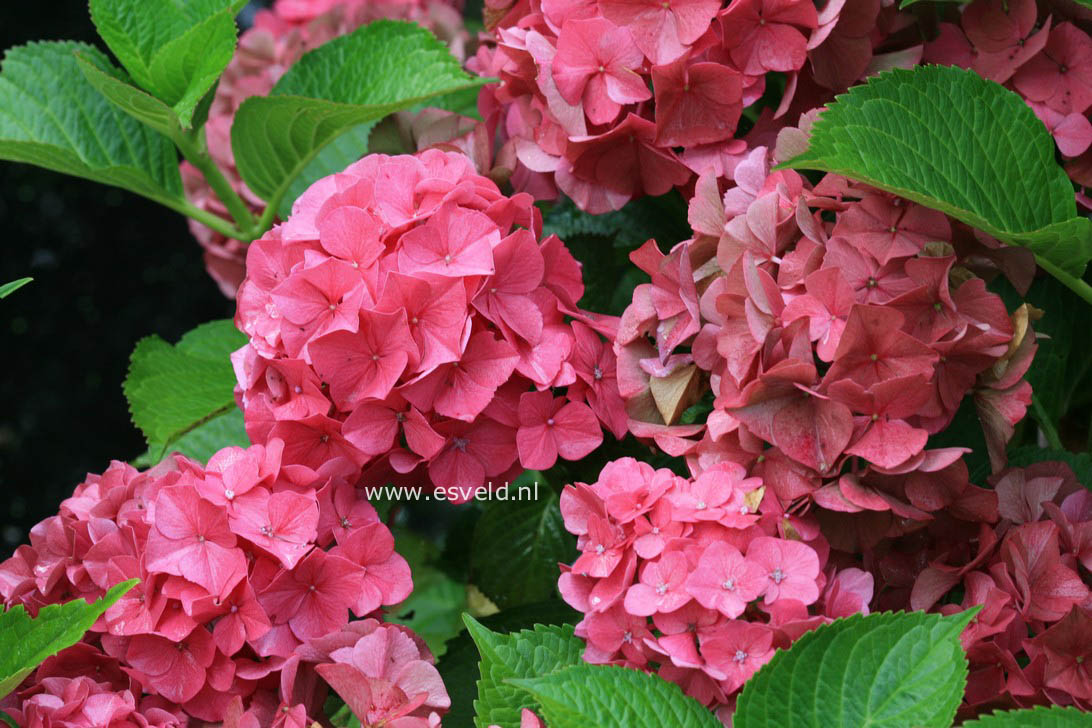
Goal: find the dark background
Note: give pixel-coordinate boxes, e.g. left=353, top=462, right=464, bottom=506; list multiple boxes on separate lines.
left=0, top=3, right=260, bottom=551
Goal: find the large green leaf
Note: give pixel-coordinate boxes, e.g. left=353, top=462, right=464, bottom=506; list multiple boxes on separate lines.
left=76, top=51, right=180, bottom=138
left=734, top=610, right=977, bottom=728
left=132, top=408, right=249, bottom=467
left=470, top=490, right=574, bottom=610
left=783, top=66, right=1092, bottom=279
left=0, top=580, right=136, bottom=699
left=465, top=615, right=584, bottom=728
left=88, top=0, right=244, bottom=126
left=274, top=121, right=374, bottom=220
left=231, top=20, right=492, bottom=208
left=509, top=664, right=721, bottom=728
left=961, top=706, right=1092, bottom=727
left=0, top=42, right=182, bottom=207
left=440, top=601, right=579, bottom=728
left=124, top=320, right=246, bottom=460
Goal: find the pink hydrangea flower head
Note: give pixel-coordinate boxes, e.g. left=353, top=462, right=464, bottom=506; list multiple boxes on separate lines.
left=558, top=458, right=853, bottom=712
left=235, top=150, right=620, bottom=491
left=0, top=443, right=425, bottom=724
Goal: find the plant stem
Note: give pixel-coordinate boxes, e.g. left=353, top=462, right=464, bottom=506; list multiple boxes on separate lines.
left=1031, top=394, right=1064, bottom=451
left=163, top=198, right=248, bottom=240
left=254, top=199, right=279, bottom=240
left=170, top=123, right=258, bottom=238
left=1036, top=256, right=1092, bottom=307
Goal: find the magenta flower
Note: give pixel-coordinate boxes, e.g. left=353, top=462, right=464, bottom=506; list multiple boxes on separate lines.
left=228, top=489, right=319, bottom=568
left=700, top=621, right=775, bottom=693
left=685, top=542, right=766, bottom=618
left=126, top=627, right=216, bottom=704
left=1013, top=23, right=1092, bottom=114
left=552, top=18, right=650, bottom=125
left=310, top=309, right=419, bottom=408
left=515, top=390, right=604, bottom=469
left=144, top=486, right=246, bottom=598
left=747, top=537, right=821, bottom=606
left=260, top=548, right=365, bottom=640
left=597, top=0, right=721, bottom=64
left=624, top=551, right=693, bottom=616
left=719, top=0, right=818, bottom=75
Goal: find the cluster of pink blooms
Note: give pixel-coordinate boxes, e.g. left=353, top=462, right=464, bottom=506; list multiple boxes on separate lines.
left=183, top=0, right=469, bottom=296
left=467, top=0, right=910, bottom=213
left=557, top=457, right=874, bottom=716
left=615, top=145, right=1035, bottom=537
left=923, top=0, right=1092, bottom=205
left=234, top=149, right=628, bottom=496
left=0, top=441, right=448, bottom=726
left=886, top=462, right=1092, bottom=712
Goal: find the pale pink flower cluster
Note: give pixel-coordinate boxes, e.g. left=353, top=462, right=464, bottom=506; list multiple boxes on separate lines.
left=557, top=457, right=873, bottom=712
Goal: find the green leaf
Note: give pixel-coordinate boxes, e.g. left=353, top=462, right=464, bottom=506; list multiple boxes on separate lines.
left=735, top=610, right=977, bottom=728
left=470, top=490, right=574, bottom=610
left=542, top=192, right=691, bottom=316
left=993, top=276, right=1092, bottom=426
left=124, top=320, right=245, bottom=459
left=388, top=565, right=467, bottom=658
left=961, top=706, right=1092, bottom=727
left=89, top=0, right=244, bottom=126
left=385, top=527, right=468, bottom=658
left=440, top=601, right=579, bottom=728
left=275, top=121, right=374, bottom=219
left=1006, top=445, right=1092, bottom=489
left=465, top=615, right=584, bottom=728
left=0, top=278, right=32, bottom=299
left=783, top=66, right=1092, bottom=279
left=0, top=710, right=17, bottom=728
left=508, top=664, right=721, bottom=728
left=76, top=51, right=178, bottom=137
left=134, top=408, right=249, bottom=467
left=231, top=20, right=492, bottom=208
left=0, top=580, right=136, bottom=699
left=0, top=42, right=183, bottom=207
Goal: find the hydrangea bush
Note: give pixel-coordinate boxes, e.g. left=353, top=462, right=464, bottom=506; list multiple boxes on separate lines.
left=0, top=0, right=1091, bottom=726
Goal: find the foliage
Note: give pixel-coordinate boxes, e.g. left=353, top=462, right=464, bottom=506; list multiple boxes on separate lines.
left=784, top=67, right=1092, bottom=287
left=123, top=320, right=245, bottom=460
left=0, top=580, right=135, bottom=699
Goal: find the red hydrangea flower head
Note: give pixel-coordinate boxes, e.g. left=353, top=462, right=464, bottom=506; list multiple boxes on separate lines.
left=0, top=444, right=434, bottom=725
left=616, top=151, right=1033, bottom=532
left=558, top=457, right=869, bottom=711
left=235, top=150, right=623, bottom=494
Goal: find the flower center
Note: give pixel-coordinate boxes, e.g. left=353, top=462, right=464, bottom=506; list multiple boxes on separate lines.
left=721, top=579, right=735, bottom=591
left=770, top=568, right=784, bottom=584
left=734, top=650, right=747, bottom=663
